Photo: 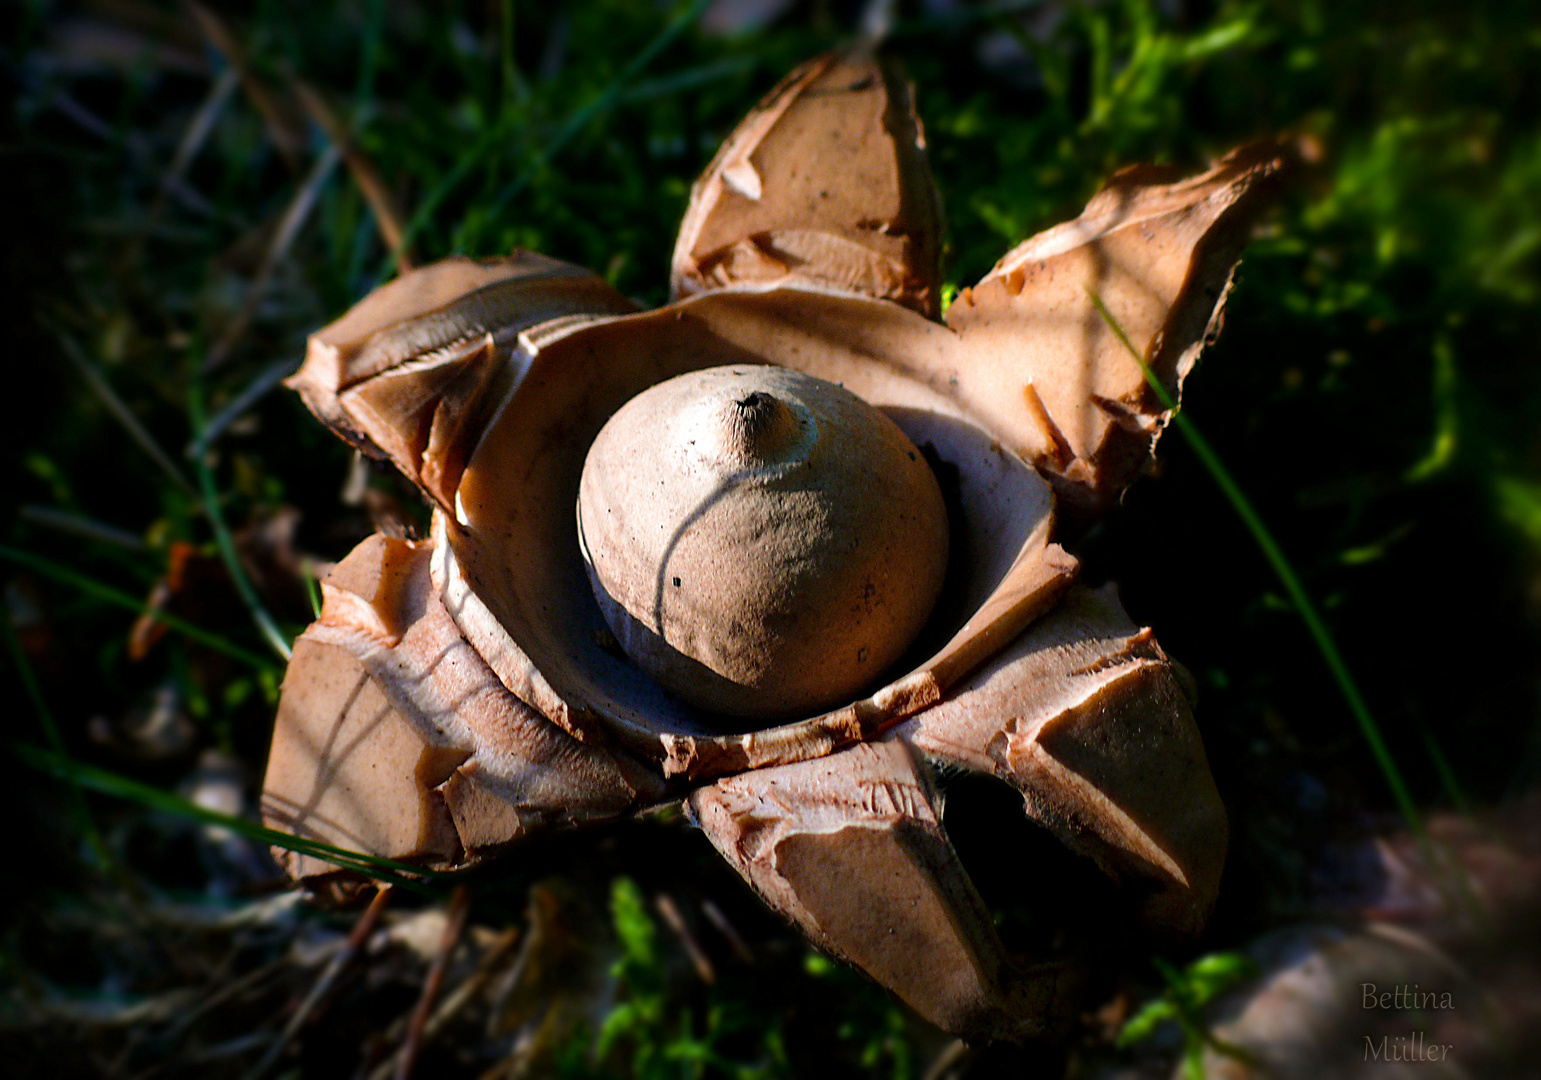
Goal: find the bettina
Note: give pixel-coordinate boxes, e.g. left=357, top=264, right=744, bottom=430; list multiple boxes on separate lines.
left=1361, top=983, right=1455, bottom=1010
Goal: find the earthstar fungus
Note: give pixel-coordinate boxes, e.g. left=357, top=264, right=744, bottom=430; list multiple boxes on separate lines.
left=263, top=51, right=1280, bottom=1042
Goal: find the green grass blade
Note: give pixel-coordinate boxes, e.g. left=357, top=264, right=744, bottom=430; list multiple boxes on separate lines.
left=185, top=358, right=292, bottom=458
left=481, top=0, right=712, bottom=219
left=1116, top=997, right=1177, bottom=1047
left=386, top=123, right=510, bottom=274
left=386, top=0, right=710, bottom=276
left=18, top=504, right=148, bottom=551
left=0, top=544, right=280, bottom=673
left=1494, top=475, right=1541, bottom=547
left=1086, top=288, right=1423, bottom=836
left=303, top=562, right=323, bottom=619
left=187, top=374, right=294, bottom=663
left=3, top=618, right=110, bottom=868
left=353, top=0, right=386, bottom=115
left=500, top=0, right=530, bottom=108
left=1421, top=725, right=1471, bottom=814
left=621, top=57, right=757, bottom=103
left=14, top=743, right=444, bottom=893
left=1403, top=333, right=1459, bottom=483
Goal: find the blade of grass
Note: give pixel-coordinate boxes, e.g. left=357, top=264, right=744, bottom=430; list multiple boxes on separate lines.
left=294, top=80, right=413, bottom=274
left=0, top=544, right=279, bottom=673
left=20, top=74, right=222, bottom=220
left=1086, top=288, right=1423, bottom=836
left=1421, top=725, right=1471, bottom=814
left=19, top=505, right=148, bottom=551
left=481, top=0, right=711, bottom=219
left=1403, top=333, right=1459, bottom=483
left=185, top=358, right=294, bottom=458
left=203, top=141, right=343, bottom=372
left=3, top=616, right=110, bottom=869
left=621, top=56, right=757, bottom=103
left=381, top=122, right=512, bottom=280
left=52, top=328, right=198, bottom=499
left=187, top=375, right=294, bottom=662
left=353, top=0, right=386, bottom=116
left=302, top=562, right=323, bottom=619
left=15, top=743, right=443, bottom=892
left=1494, top=475, right=1541, bottom=546
left=383, top=0, right=711, bottom=278
left=500, top=0, right=530, bottom=108
left=187, top=2, right=305, bottom=172
left=155, top=65, right=241, bottom=211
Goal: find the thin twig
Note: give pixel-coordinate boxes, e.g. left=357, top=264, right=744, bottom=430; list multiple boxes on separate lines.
left=137, top=953, right=300, bottom=1078
left=185, top=3, right=305, bottom=172
left=182, top=1032, right=279, bottom=1065
left=700, top=899, right=753, bottom=965
left=921, top=1039, right=970, bottom=1080
left=292, top=79, right=413, bottom=274
left=390, top=885, right=472, bottom=1080
left=421, top=925, right=522, bottom=1045
left=156, top=65, right=241, bottom=210
left=484, top=911, right=539, bottom=1040
left=23, top=77, right=220, bottom=219
left=654, top=892, right=714, bottom=984
left=241, top=887, right=393, bottom=1080
left=858, top=0, right=898, bottom=47
left=203, top=142, right=343, bottom=372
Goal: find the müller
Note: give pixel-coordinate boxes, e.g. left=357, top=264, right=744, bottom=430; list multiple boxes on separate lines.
left=1365, top=1031, right=1455, bottom=1063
